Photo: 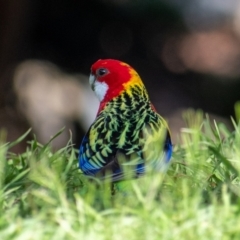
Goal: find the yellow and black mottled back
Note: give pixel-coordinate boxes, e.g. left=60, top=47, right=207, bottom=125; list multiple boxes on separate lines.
left=79, top=82, right=172, bottom=182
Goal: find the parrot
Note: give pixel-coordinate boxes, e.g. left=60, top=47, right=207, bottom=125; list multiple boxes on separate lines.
left=79, top=59, right=172, bottom=191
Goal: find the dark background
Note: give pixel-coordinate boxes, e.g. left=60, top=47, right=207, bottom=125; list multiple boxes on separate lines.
left=1, top=0, right=240, bottom=152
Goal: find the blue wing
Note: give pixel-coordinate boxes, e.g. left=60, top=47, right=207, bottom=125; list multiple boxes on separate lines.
left=79, top=114, right=172, bottom=181
left=79, top=133, right=100, bottom=176
left=164, top=132, right=172, bottom=162
left=78, top=115, right=118, bottom=176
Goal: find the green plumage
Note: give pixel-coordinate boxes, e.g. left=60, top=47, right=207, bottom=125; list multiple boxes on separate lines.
left=79, top=84, right=171, bottom=182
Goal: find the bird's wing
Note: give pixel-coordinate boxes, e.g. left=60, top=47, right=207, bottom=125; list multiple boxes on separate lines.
left=107, top=114, right=172, bottom=182
left=79, top=112, right=172, bottom=181
left=79, top=113, right=120, bottom=176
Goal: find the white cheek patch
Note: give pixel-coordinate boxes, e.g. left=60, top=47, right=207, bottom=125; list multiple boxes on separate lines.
left=93, top=81, right=109, bottom=101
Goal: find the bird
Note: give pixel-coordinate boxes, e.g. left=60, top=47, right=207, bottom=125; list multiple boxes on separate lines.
left=79, top=59, right=172, bottom=191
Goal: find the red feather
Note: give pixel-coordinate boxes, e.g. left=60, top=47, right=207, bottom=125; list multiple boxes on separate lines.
left=91, top=59, right=132, bottom=103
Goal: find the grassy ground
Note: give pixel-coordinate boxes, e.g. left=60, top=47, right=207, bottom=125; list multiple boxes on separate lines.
left=1, top=109, right=240, bottom=239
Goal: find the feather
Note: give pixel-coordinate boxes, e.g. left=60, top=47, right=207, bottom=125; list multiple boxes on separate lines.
left=79, top=59, right=172, bottom=190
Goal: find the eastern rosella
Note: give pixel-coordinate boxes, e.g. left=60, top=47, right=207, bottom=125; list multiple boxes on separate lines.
left=79, top=59, right=172, bottom=186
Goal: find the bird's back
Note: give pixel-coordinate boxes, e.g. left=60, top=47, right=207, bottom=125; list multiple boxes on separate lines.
left=79, top=84, right=172, bottom=181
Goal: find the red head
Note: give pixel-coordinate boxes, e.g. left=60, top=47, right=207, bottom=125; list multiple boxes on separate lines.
left=89, top=59, right=143, bottom=103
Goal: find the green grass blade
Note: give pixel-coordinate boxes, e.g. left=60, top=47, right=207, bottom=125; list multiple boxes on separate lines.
left=8, top=128, right=32, bottom=149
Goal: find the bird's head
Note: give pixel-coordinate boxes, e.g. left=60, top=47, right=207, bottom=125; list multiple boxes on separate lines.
left=89, top=59, right=143, bottom=103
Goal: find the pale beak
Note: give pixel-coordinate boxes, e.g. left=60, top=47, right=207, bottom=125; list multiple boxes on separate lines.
left=89, top=74, right=96, bottom=91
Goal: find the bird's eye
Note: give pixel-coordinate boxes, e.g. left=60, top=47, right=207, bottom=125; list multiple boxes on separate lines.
left=96, top=68, right=108, bottom=77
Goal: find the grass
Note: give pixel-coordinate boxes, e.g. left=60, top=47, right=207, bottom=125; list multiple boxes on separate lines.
left=1, top=109, right=240, bottom=239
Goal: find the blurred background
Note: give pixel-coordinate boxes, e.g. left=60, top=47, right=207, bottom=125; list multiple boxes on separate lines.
left=1, top=0, right=240, bottom=152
